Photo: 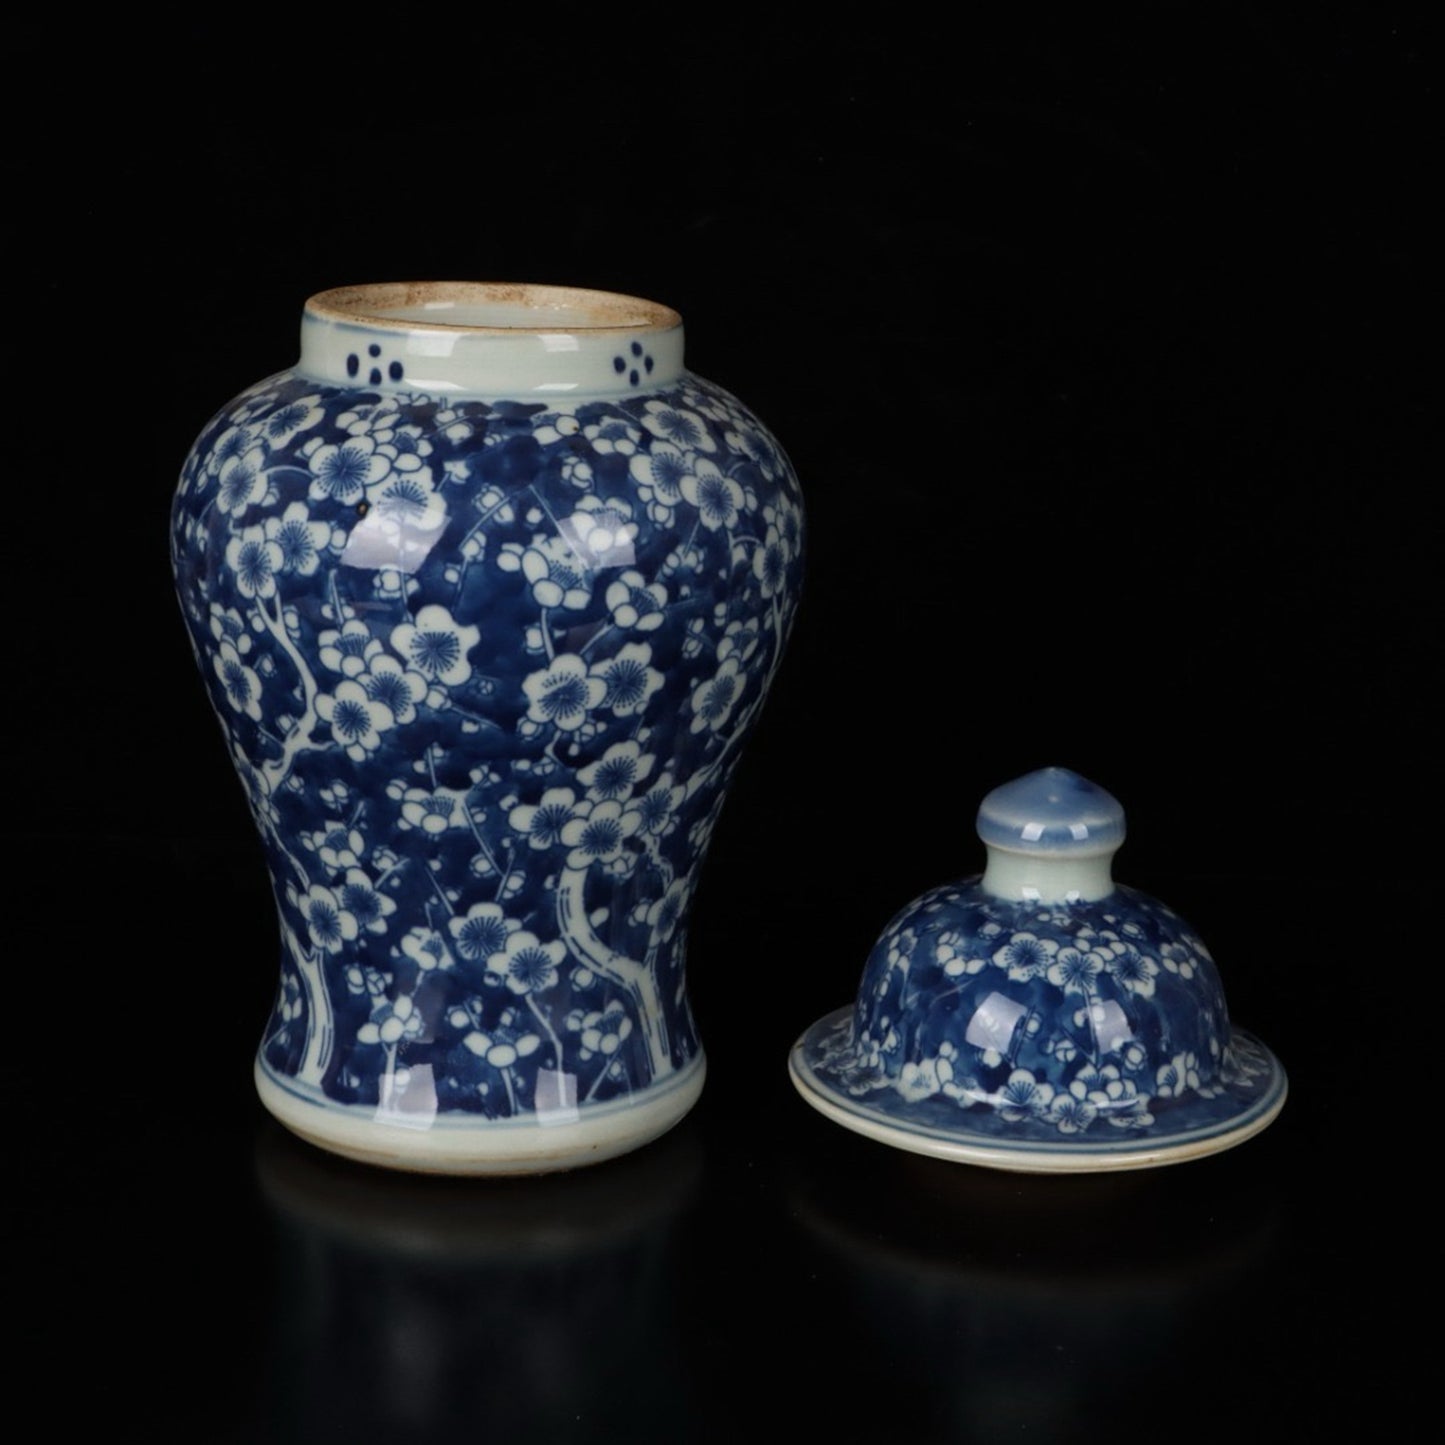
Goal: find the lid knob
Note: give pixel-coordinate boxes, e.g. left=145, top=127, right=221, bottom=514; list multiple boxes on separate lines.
left=977, top=767, right=1124, bottom=902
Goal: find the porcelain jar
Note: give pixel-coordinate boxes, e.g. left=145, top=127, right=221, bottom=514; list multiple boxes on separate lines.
left=171, top=283, right=804, bottom=1172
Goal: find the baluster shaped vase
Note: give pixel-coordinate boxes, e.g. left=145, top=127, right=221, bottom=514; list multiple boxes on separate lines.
left=171, top=283, right=804, bottom=1172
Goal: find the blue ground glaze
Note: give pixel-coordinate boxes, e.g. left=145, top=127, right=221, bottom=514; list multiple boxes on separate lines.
left=173, top=369, right=803, bottom=1123
left=802, top=878, right=1282, bottom=1148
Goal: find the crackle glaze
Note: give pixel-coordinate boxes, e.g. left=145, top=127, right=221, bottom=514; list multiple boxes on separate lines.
left=172, top=283, right=803, bottom=1172
left=790, top=769, right=1286, bottom=1172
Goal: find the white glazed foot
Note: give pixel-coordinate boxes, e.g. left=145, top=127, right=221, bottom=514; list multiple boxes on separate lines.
left=257, top=1052, right=705, bottom=1175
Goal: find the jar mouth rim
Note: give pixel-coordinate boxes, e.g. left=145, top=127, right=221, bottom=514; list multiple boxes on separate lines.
left=305, top=282, right=681, bottom=335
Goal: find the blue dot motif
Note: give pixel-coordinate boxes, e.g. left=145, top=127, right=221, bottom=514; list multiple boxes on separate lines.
left=346, top=353, right=359, bottom=378
left=615, top=344, right=655, bottom=390
left=389, top=360, right=404, bottom=381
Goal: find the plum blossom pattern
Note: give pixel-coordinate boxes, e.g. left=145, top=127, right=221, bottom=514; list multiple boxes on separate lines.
left=522, top=653, right=607, bottom=733
left=305, top=434, right=390, bottom=503
left=226, top=528, right=282, bottom=600
left=173, top=360, right=803, bottom=1124
left=578, top=742, right=653, bottom=801
left=448, top=903, right=519, bottom=964
left=266, top=502, right=333, bottom=576
left=316, top=681, right=394, bottom=761
left=568, top=1003, right=633, bottom=1060
left=213, top=640, right=263, bottom=721
left=390, top=605, right=479, bottom=687
left=487, top=931, right=566, bottom=996
left=690, top=658, right=743, bottom=733
left=806, top=880, right=1274, bottom=1144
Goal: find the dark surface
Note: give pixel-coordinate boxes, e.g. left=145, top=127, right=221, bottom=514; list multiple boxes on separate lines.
left=13, top=11, right=1428, bottom=1440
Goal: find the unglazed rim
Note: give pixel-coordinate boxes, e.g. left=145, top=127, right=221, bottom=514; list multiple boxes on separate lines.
left=297, top=281, right=687, bottom=394
left=789, top=1011, right=1287, bottom=1175
left=305, top=281, right=682, bottom=335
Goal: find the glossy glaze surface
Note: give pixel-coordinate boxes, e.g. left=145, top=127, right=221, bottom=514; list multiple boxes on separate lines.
left=172, top=284, right=804, bottom=1170
left=791, top=768, right=1285, bottom=1171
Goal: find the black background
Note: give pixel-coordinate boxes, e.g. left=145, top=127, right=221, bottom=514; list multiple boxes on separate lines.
left=12, top=10, right=1430, bottom=1440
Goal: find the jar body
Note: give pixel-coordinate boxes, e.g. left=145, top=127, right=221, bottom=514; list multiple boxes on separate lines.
left=170, top=285, right=804, bottom=1172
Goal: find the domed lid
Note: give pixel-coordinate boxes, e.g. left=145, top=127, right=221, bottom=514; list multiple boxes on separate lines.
left=789, top=768, right=1287, bottom=1174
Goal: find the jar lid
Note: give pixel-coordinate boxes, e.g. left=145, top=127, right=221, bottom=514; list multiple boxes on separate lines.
left=789, top=767, right=1287, bottom=1173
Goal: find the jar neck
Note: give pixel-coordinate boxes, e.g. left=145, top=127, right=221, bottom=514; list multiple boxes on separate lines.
left=297, top=282, right=686, bottom=397
left=980, top=845, right=1116, bottom=904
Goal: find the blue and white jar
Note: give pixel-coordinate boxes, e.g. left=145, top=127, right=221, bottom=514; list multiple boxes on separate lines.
left=171, top=283, right=804, bottom=1172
